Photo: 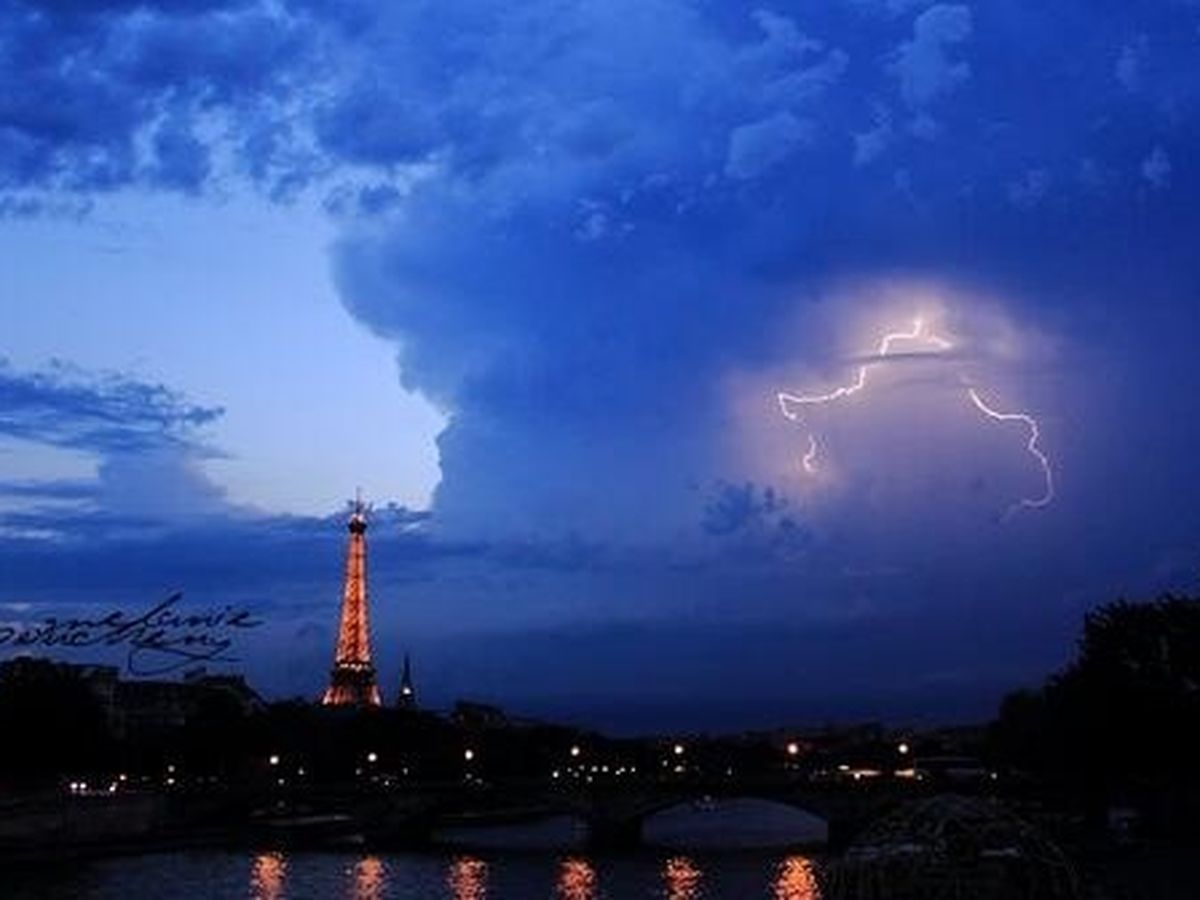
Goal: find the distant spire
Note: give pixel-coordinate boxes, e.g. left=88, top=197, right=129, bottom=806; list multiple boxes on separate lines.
left=397, top=652, right=417, bottom=710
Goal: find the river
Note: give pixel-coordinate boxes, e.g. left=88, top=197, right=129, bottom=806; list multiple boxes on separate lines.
left=7, top=849, right=823, bottom=899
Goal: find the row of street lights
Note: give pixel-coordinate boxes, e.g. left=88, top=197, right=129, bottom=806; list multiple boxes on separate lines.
left=256, top=738, right=913, bottom=786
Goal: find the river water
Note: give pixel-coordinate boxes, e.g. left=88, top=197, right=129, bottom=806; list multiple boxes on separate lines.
left=7, top=849, right=824, bottom=899
left=5, top=797, right=829, bottom=899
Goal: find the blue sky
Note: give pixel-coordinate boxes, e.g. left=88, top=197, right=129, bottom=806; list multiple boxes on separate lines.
left=3, top=0, right=1200, bottom=731
left=0, top=192, right=444, bottom=513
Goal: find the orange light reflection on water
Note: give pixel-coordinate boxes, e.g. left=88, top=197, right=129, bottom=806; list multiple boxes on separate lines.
left=250, top=852, right=286, bottom=900
left=773, top=856, right=821, bottom=900
left=556, top=858, right=598, bottom=900
left=663, top=856, right=703, bottom=900
left=448, top=856, right=489, bottom=900
left=351, top=856, right=386, bottom=900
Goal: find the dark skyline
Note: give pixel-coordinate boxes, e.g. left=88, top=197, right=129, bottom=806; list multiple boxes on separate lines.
left=3, top=1, right=1200, bottom=731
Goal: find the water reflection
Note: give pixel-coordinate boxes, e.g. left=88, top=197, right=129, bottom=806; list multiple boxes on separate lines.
left=53, top=848, right=836, bottom=900
left=773, top=856, right=821, bottom=900
left=448, top=856, right=488, bottom=900
left=350, top=856, right=386, bottom=900
left=249, top=852, right=286, bottom=900
left=556, top=858, right=598, bottom=900
left=663, top=856, right=703, bottom=900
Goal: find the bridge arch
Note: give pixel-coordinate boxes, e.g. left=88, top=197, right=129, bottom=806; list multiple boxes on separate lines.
left=638, top=795, right=829, bottom=849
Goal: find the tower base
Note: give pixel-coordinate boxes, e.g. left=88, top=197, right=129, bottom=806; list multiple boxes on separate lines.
left=322, top=663, right=382, bottom=707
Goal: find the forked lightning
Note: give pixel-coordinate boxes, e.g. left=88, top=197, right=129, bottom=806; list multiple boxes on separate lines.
left=777, top=318, right=1055, bottom=518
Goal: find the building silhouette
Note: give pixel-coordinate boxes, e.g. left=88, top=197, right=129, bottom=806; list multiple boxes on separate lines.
left=397, top=653, right=417, bottom=710
left=321, top=497, right=382, bottom=707
left=0, top=657, right=263, bottom=740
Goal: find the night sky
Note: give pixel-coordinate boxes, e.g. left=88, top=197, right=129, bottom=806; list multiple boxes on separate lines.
left=3, top=1, right=1200, bottom=733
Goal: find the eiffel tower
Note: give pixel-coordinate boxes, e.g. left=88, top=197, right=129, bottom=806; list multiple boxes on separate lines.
left=321, top=494, right=382, bottom=707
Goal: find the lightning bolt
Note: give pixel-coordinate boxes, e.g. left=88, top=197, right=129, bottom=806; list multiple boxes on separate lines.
left=776, top=318, right=949, bottom=422
left=801, top=434, right=820, bottom=475
left=776, top=317, right=1055, bottom=518
left=967, top=388, right=1055, bottom=518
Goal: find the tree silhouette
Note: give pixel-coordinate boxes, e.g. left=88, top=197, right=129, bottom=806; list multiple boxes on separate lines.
left=992, top=595, right=1200, bottom=832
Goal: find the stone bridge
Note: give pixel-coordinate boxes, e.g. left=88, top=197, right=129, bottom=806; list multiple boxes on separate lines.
left=362, top=777, right=929, bottom=849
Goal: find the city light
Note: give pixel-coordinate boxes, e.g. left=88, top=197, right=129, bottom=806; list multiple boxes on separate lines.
left=673, top=743, right=685, bottom=756
left=268, top=754, right=280, bottom=767
left=367, top=751, right=378, bottom=764
left=786, top=742, right=800, bottom=757
left=569, top=745, right=581, bottom=758
left=898, top=742, right=910, bottom=755
left=464, top=749, right=475, bottom=762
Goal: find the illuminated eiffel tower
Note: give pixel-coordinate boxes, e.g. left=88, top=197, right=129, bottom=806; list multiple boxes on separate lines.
left=321, top=494, right=382, bottom=707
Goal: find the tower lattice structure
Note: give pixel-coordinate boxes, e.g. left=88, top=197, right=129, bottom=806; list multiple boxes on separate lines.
left=322, top=497, right=382, bottom=707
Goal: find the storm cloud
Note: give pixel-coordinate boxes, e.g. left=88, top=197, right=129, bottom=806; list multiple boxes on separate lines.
left=4, top=0, right=1200, bottom=723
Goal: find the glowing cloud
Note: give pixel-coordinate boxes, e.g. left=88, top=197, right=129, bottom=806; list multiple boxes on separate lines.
left=777, top=317, right=1055, bottom=518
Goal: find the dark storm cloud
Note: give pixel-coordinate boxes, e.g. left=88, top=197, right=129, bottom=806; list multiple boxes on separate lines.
left=700, top=481, right=811, bottom=565
left=308, top=1, right=1200, bottom=722
left=4, top=1, right=1200, bottom=721
left=20, top=0, right=244, bottom=16
left=311, top=0, right=1200, bottom=561
left=0, top=0, right=321, bottom=199
left=0, top=478, right=97, bottom=500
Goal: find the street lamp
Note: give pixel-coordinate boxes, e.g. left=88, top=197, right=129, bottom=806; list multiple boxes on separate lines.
left=569, top=745, right=581, bottom=758
left=268, top=754, right=280, bottom=767
left=367, top=751, right=378, bottom=764
left=464, top=748, right=475, bottom=763
left=786, top=741, right=800, bottom=757
left=673, top=743, right=685, bottom=756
